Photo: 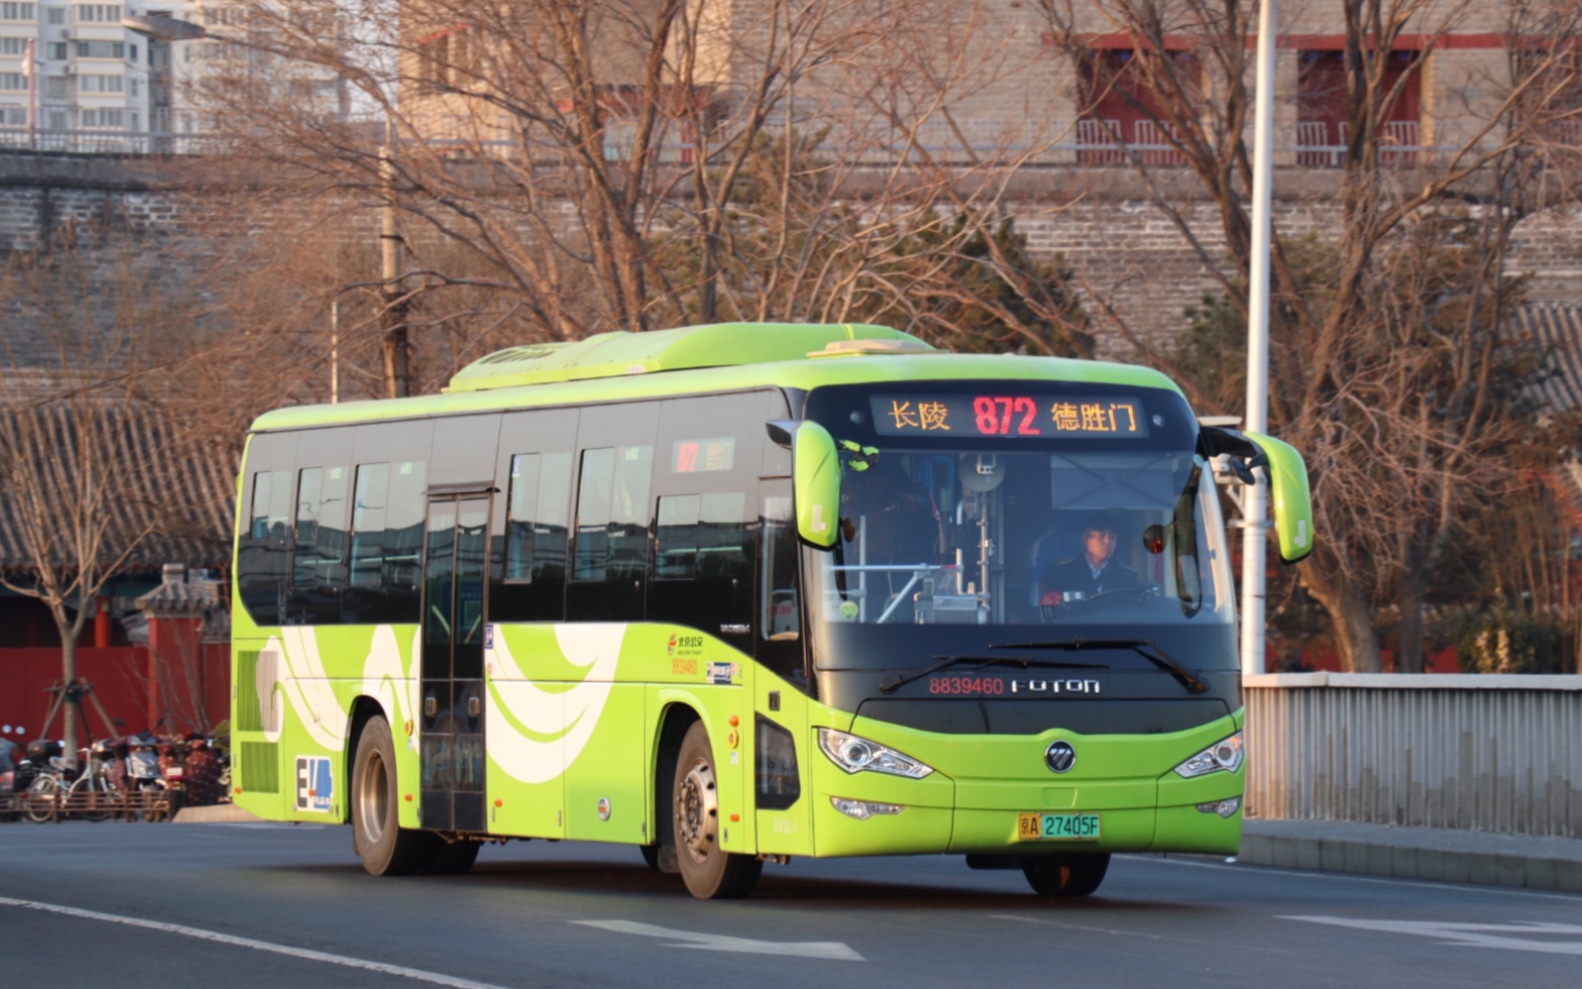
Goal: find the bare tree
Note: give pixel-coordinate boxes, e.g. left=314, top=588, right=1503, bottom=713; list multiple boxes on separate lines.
left=165, top=0, right=1093, bottom=371
left=0, top=250, right=183, bottom=765
left=1039, top=0, right=1582, bottom=670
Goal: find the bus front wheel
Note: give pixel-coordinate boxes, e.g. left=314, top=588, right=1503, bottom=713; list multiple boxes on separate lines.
left=1021, top=852, right=1110, bottom=897
left=672, top=721, right=762, bottom=899
left=352, top=716, right=427, bottom=876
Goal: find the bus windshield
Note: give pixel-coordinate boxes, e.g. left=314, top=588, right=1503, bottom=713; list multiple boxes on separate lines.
left=803, top=384, right=1236, bottom=673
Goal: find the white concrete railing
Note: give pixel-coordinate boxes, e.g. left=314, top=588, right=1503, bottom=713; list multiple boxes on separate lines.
left=1244, top=673, right=1582, bottom=838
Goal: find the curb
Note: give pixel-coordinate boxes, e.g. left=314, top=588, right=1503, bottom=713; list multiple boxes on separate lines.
left=172, top=804, right=264, bottom=824
left=1239, top=821, right=1582, bottom=893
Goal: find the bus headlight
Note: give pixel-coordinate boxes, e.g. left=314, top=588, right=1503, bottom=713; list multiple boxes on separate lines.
left=1173, top=732, right=1243, bottom=778
left=818, top=728, right=934, bottom=779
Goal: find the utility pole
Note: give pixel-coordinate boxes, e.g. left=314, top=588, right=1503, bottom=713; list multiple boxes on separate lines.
left=1241, top=0, right=1278, bottom=677
left=380, top=142, right=411, bottom=399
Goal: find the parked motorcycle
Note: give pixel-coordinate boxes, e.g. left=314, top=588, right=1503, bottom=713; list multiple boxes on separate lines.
left=0, top=738, right=15, bottom=821
left=19, top=739, right=72, bottom=824
left=0, top=738, right=15, bottom=792
left=156, top=736, right=190, bottom=815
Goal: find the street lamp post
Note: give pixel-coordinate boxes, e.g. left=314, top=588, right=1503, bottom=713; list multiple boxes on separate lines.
left=1241, top=0, right=1278, bottom=677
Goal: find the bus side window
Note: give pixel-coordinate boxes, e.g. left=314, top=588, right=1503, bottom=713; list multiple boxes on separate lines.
left=505, top=453, right=542, bottom=581
left=506, top=451, right=573, bottom=585
left=239, top=467, right=293, bottom=626
left=573, top=448, right=616, bottom=582
left=345, top=460, right=427, bottom=623
left=758, top=489, right=805, bottom=687
left=349, top=464, right=389, bottom=590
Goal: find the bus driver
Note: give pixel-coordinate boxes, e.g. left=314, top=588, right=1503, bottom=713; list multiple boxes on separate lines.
left=1039, top=510, right=1140, bottom=606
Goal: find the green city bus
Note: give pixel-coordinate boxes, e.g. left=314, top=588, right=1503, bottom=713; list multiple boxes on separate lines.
left=230, top=322, right=1312, bottom=898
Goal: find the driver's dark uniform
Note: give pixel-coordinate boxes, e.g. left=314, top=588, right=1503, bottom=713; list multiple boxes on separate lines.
left=1039, top=556, right=1140, bottom=604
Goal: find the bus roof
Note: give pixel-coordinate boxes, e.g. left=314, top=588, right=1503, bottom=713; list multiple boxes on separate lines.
left=248, top=323, right=1183, bottom=433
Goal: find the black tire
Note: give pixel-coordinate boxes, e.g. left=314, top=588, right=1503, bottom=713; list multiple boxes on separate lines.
left=24, top=775, right=59, bottom=824
left=71, top=774, right=112, bottom=823
left=424, top=836, right=480, bottom=875
left=351, top=716, right=427, bottom=876
left=145, top=782, right=171, bottom=823
left=1021, top=853, right=1111, bottom=897
left=672, top=721, right=762, bottom=899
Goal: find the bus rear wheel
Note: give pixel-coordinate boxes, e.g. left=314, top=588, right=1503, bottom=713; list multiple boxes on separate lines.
left=1021, top=852, right=1110, bottom=897
left=672, top=721, right=761, bottom=899
left=352, top=716, right=427, bottom=876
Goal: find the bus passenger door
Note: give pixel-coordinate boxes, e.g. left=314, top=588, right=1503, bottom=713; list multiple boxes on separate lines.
left=420, top=495, right=491, bottom=833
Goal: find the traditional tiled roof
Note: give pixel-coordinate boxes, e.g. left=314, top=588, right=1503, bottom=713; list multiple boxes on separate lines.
left=1513, top=304, right=1582, bottom=519
left=0, top=401, right=236, bottom=574
left=1517, top=303, right=1582, bottom=415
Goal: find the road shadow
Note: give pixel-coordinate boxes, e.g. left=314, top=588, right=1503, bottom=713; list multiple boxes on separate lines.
left=455, top=857, right=1203, bottom=914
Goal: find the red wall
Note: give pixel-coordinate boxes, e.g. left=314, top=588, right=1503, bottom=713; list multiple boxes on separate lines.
left=0, top=643, right=229, bottom=750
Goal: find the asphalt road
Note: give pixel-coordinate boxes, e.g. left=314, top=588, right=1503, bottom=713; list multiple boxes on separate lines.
left=1, top=821, right=1579, bottom=988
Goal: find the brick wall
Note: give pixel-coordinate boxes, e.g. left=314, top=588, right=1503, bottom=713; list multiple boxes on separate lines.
left=3, top=152, right=1578, bottom=352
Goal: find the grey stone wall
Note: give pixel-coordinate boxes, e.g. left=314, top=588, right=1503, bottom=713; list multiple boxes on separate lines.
left=3, top=151, right=1577, bottom=357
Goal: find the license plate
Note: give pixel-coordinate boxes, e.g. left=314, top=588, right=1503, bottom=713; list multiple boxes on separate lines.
left=1018, top=812, right=1101, bottom=840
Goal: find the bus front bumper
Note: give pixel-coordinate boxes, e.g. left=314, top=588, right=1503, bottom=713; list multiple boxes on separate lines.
left=809, top=769, right=1244, bottom=858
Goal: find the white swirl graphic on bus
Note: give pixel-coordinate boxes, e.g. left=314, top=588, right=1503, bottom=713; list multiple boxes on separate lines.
left=486, top=624, right=625, bottom=785
left=254, top=626, right=420, bottom=752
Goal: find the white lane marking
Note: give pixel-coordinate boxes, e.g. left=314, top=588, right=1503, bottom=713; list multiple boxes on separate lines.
left=1124, top=854, right=1582, bottom=904
left=0, top=897, right=517, bottom=989
left=1285, top=916, right=1582, bottom=955
left=574, top=920, right=866, bottom=962
left=990, top=914, right=1171, bottom=941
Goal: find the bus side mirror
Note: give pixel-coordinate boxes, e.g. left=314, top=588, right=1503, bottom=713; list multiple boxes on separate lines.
left=1200, top=425, right=1314, bottom=565
left=1243, top=431, right=1314, bottom=565
left=792, top=421, right=841, bottom=548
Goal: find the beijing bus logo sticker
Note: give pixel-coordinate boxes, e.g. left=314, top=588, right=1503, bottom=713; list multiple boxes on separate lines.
left=295, top=756, right=334, bottom=813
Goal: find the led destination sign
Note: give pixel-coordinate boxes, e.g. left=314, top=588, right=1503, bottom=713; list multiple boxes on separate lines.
left=869, top=394, right=1150, bottom=439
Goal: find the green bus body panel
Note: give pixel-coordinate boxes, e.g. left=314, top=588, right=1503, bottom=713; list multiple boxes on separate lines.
left=232, top=325, right=1242, bottom=859
left=233, top=611, right=1244, bottom=857
left=246, top=350, right=1182, bottom=435
left=1244, top=430, right=1315, bottom=564
left=230, top=621, right=423, bottom=829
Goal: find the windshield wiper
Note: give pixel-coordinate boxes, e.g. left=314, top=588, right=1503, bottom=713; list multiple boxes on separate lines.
left=989, top=639, right=1210, bottom=695
left=878, top=655, right=1105, bottom=695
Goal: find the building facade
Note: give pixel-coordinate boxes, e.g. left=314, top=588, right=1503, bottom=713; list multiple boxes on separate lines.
left=0, top=0, right=345, bottom=152
left=0, top=1, right=158, bottom=150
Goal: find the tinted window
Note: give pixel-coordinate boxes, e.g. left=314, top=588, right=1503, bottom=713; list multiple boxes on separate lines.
left=656, top=492, right=747, bottom=580
left=492, top=408, right=577, bottom=623
left=573, top=444, right=653, bottom=582
left=505, top=451, right=573, bottom=584
left=645, top=392, right=779, bottom=650
left=345, top=458, right=428, bottom=623
left=284, top=463, right=351, bottom=624
left=567, top=403, right=658, bottom=622
left=238, top=467, right=292, bottom=625
left=757, top=487, right=806, bottom=686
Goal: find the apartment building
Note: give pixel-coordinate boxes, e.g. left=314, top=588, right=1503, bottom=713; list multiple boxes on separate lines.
left=0, top=0, right=345, bottom=152
left=396, top=1, right=1563, bottom=172
left=0, top=1, right=158, bottom=149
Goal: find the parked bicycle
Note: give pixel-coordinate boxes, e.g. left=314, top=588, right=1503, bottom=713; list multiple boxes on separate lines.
left=22, top=739, right=123, bottom=823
